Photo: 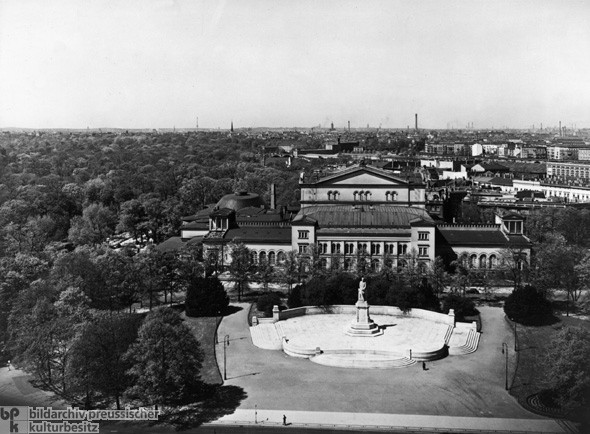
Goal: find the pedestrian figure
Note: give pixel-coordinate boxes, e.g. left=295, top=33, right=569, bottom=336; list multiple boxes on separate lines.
left=7, top=360, right=11, bottom=371
left=283, top=414, right=287, bottom=426
left=422, top=361, right=426, bottom=371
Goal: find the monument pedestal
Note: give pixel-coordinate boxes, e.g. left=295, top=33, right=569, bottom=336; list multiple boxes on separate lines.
left=345, top=301, right=383, bottom=337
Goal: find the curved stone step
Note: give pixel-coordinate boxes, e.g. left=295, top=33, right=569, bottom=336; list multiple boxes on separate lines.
left=310, top=353, right=416, bottom=369
left=250, top=324, right=283, bottom=350
left=449, top=330, right=480, bottom=355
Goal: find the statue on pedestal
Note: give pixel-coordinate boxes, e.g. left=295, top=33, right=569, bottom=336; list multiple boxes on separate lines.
left=358, top=277, right=366, bottom=302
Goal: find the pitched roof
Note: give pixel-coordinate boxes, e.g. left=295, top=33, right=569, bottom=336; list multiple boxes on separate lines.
left=296, top=205, right=434, bottom=228
left=222, top=227, right=292, bottom=244
left=307, top=165, right=413, bottom=186
left=438, top=225, right=531, bottom=247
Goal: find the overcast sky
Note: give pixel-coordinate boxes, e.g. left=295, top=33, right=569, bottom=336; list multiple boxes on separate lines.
left=1, top=0, right=589, bottom=130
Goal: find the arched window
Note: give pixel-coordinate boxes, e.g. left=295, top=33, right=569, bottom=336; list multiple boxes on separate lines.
left=371, top=258, right=380, bottom=272
left=344, top=258, right=352, bottom=271
left=391, top=191, right=398, bottom=201
left=469, top=254, right=477, bottom=268
left=460, top=253, right=468, bottom=267
left=333, top=191, right=339, bottom=200
left=488, top=254, right=497, bottom=269
left=479, top=254, right=487, bottom=269
left=259, top=251, right=267, bottom=264
left=331, top=243, right=341, bottom=254
left=365, top=191, right=371, bottom=200
left=277, top=251, right=286, bottom=263
left=345, top=243, right=354, bottom=255
left=327, top=191, right=332, bottom=200
left=251, top=252, right=258, bottom=264
left=385, top=191, right=391, bottom=201
left=268, top=251, right=276, bottom=265
left=320, top=258, right=328, bottom=269
left=353, top=191, right=359, bottom=201
left=358, top=190, right=364, bottom=201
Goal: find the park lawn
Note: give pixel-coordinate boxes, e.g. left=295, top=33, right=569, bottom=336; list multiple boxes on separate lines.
left=182, top=313, right=223, bottom=385
left=510, top=315, right=590, bottom=412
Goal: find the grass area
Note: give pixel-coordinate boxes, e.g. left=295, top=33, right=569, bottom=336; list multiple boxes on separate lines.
left=509, top=314, right=590, bottom=417
left=182, top=312, right=223, bottom=385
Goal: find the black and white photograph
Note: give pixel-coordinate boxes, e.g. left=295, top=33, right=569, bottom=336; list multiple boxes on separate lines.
left=0, top=1, right=589, bottom=433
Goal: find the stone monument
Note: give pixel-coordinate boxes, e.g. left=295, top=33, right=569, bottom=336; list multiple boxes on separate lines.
left=345, top=278, right=383, bottom=337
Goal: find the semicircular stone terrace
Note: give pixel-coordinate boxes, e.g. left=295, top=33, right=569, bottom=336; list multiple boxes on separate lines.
left=250, top=305, right=480, bottom=369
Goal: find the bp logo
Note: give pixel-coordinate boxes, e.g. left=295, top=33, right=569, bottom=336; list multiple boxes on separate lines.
left=0, top=407, right=28, bottom=433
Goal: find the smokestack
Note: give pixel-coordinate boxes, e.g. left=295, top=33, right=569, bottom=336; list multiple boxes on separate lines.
left=270, top=184, right=276, bottom=210
left=348, top=121, right=350, bottom=132
left=415, top=113, right=418, bottom=132
left=559, top=121, right=562, bottom=137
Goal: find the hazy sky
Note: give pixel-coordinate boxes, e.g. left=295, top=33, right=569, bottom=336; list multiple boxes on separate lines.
left=1, top=0, right=589, bottom=129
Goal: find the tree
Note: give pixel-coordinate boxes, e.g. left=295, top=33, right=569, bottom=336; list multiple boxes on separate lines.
left=256, top=293, right=282, bottom=317
left=574, top=252, right=590, bottom=310
left=278, top=250, right=300, bottom=294
left=497, top=245, right=529, bottom=290
left=68, top=203, right=116, bottom=245
left=227, top=240, right=253, bottom=301
left=124, top=308, right=205, bottom=407
left=531, top=233, right=579, bottom=306
left=544, top=326, right=590, bottom=422
left=504, top=284, right=553, bottom=325
left=67, top=311, right=140, bottom=409
left=442, top=294, right=478, bottom=321
left=185, top=276, right=229, bottom=317
left=425, top=256, right=449, bottom=299
left=117, top=199, right=147, bottom=243
left=255, top=257, right=275, bottom=292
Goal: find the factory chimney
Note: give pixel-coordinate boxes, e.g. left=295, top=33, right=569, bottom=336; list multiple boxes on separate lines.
left=559, top=121, right=562, bottom=137
left=270, top=184, right=276, bottom=210
left=348, top=121, right=350, bottom=132
left=415, top=114, right=418, bottom=132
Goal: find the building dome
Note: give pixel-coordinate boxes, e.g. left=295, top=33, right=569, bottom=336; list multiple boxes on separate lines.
left=215, top=191, right=266, bottom=211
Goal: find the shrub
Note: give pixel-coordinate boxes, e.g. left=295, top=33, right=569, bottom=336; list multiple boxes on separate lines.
left=544, top=326, right=590, bottom=423
left=442, top=294, right=478, bottom=320
left=504, top=285, right=552, bottom=325
left=185, top=276, right=229, bottom=317
left=256, top=293, right=282, bottom=317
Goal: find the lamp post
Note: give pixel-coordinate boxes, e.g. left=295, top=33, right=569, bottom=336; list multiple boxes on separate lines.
left=223, top=335, right=230, bottom=380
left=215, top=310, right=220, bottom=344
left=501, top=342, right=508, bottom=390
left=514, top=321, right=517, bottom=352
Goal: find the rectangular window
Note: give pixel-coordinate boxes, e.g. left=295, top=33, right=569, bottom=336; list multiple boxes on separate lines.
left=298, top=230, right=309, bottom=239
left=298, top=245, right=307, bottom=254
left=418, top=232, right=429, bottom=241
left=418, top=246, right=428, bottom=257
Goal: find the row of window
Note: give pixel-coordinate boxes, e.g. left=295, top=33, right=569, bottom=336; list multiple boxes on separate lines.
left=459, top=253, right=498, bottom=269
left=298, top=242, right=423, bottom=256
left=323, top=191, right=401, bottom=201
left=251, top=250, right=286, bottom=265
left=299, top=230, right=429, bottom=242
left=308, top=257, right=428, bottom=273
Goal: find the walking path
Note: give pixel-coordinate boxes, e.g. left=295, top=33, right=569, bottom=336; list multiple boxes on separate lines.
left=214, top=303, right=575, bottom=433
left=0, top=366, right=66, bottom=408
left=209, top=409, right=574, bottom=433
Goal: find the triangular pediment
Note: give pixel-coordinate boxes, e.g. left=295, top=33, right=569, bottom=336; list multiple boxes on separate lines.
left=313, top=166, right=410, bottom=187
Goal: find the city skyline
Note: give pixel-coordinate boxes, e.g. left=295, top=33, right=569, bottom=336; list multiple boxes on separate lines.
left=1, top=0, right=589, bottom=130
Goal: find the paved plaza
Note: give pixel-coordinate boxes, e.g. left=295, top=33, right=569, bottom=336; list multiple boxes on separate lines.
left=279, top=314, right=449, bottom=353
left=214, top=303, right=574, bottom=433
